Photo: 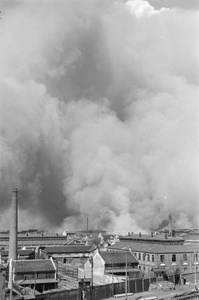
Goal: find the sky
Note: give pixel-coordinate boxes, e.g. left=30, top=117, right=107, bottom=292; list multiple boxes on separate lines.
left=0, top=0, right=199, bottom=234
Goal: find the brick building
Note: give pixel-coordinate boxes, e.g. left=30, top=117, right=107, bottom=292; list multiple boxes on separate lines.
left=109, top=241, right=199, bottom=281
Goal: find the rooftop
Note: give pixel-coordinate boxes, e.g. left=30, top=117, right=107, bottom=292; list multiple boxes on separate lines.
left=109, top=241, right=199, bottom=254
left=42, top=245, right=96, bottom=254
left=120, top=233, right=184, bottom=244
left=12, top=259, right=56, bottom=273
left=100, top=251, right=138, bottom=264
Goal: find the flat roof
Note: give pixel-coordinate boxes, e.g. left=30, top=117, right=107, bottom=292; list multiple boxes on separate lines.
left=109, top=242, right=199, bottom=254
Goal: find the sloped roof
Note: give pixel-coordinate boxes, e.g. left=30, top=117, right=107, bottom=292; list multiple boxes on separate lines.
left=100, top=251, right=138, bottom=264
left=108, top=242, right=199, bottom=254
left=13, top=259, right=55, bottom=273
left=42, top=245, right=96, bottom=254
left=1, top=249, right=34, bottom=256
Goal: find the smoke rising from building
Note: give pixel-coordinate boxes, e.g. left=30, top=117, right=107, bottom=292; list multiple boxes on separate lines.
left=0, top=0, right=199, bottom=233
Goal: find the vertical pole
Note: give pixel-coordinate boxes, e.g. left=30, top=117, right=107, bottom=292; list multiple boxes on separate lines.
left=87, top=218, right=88, bottom=235
left=9, top=259, right=13, bottom=300
left=194, top=250, right=197, bottom=290
left=9, top=189, right=18, bottom=261
left=125, top=253, right=128, bottom=300
left=91, top=257, right=93, bottom=289
left=112, top=260, right=114, bottom=296
left=149, top=266, right=151, bottom=285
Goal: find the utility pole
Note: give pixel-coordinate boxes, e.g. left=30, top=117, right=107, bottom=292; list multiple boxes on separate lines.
left=87, top=217, right=89, bottom=236
left=112, top=259, right=114, bottom=296
left=125, top=253, right=128, bottom=300
left=194, top=250, right=197, bottom=290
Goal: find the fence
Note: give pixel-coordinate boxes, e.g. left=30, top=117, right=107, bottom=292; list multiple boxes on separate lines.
left=34, top=271, right=199, bottom=300
left=36, top=277, right=157, bottom=300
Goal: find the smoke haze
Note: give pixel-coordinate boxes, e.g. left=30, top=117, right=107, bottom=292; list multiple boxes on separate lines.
left=0, top=0, right=199, bottom=233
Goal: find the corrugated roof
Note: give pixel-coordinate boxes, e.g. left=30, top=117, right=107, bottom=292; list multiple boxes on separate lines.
left=100, top=251, right=138, bottom=264
left=43, top=245, right=96, bottom=254
left=13, top=259, right=55, bottom=273
left=108, top=242, right=199, bottom=254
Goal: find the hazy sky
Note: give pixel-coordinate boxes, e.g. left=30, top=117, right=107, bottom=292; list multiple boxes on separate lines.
left=148, top=0, right=199, bottom=10
left=0, top=0, right=199, bottom=233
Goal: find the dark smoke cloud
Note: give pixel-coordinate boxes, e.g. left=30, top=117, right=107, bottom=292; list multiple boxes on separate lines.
left=0, top=0, right=198, bottom=233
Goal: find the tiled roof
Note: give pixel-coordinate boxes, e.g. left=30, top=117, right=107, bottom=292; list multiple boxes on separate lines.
left=100, top=251, right=138, bottom=264
left=13, top=259, right=56, bottom=273
left=43, top=245, right=96, bottom=254
left=108, top=242, right=199, bottom=254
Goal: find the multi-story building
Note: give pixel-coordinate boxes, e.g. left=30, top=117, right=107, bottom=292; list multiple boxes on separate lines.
left=10, top=259, right=58, bottom=293
left=109, top=241, right=199, bottom=280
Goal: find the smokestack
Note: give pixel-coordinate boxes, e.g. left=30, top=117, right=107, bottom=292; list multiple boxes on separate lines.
left=169, top=214, right=172, bottom=235
left=87, top=217, right=88, bottom=235
left=9, top=188, right=18, bottom=261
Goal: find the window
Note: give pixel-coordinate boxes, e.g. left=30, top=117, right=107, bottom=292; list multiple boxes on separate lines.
left=160, top=255, right=165, bottom=263
left=183, top=254, right=187, bottom=262
left=147, top=254, right=150, bottom=261
left=151, top=255, right=154, bottom=262
left=138, top=253, right=141, bottom=260
left=172, top=254, right=176, bottom=262
left=196, top=254, right=198, bottom=262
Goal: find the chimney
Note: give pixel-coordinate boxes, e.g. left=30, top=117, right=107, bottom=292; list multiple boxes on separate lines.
left=169, top=214, right=172, bottom=234
left=9, top=188, right=18, bottom=261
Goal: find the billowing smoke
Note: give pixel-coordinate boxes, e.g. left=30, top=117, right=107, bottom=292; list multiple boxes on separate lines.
left=0, top=0, right=199, bottom=233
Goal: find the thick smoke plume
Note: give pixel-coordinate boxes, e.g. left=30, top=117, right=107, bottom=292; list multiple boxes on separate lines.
left=0, top=0, right=199, bottom=233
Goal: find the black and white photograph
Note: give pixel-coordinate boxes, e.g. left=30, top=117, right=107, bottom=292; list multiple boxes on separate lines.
left=0, top=1, right=199, bottom=299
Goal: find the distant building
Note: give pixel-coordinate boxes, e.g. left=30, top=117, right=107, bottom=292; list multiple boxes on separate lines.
left=0, top=249, right=35, bottom=264
left=120, top=232, right=184, bottom=245
left=0, top=232, right=68, bottom=250
left=41, top=245, right=96, bottom=264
